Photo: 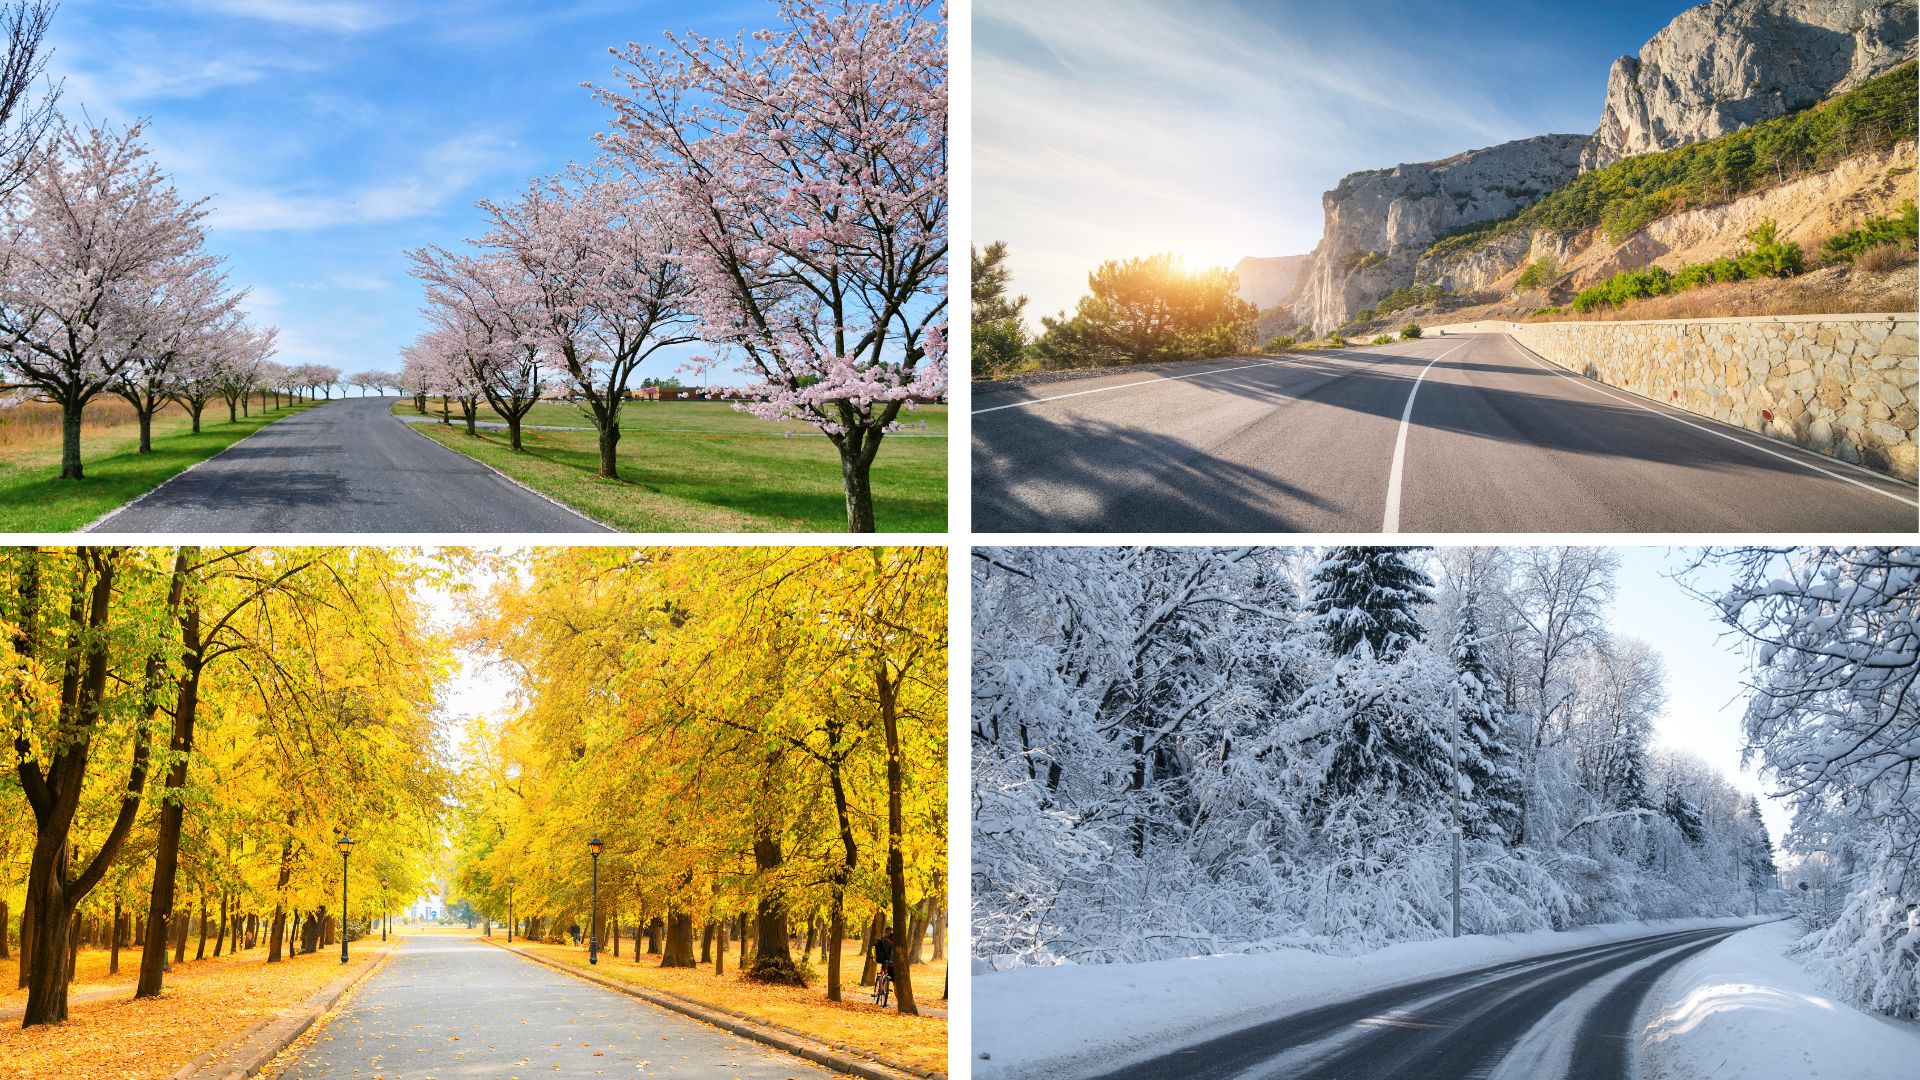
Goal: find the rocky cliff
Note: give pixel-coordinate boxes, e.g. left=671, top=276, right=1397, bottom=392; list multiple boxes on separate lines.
left=1231, top=253, right=1314, bottom=310
left=1583, top=0, right=1918, bottom=170
left=1297, top=135, right=1588, bottom=330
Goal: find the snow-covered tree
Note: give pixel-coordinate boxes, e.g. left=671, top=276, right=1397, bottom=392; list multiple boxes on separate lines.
left=1309, top=546, right=1433, bottom=660
left=1706, top=545, right=1919, bottom=1019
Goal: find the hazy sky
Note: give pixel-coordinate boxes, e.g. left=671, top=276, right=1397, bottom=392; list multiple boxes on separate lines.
left=1613, top=547, right=1793, bottom=849
left=975, top=0, right=1692, bottom=321
left=48, top=0, right=773, bottom=380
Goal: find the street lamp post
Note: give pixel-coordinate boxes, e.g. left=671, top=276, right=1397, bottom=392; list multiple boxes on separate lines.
left=507, top=876, right=517, bottom=943
left=588, top=837, right=603, bottom=965
left=380, top=877, right=389, bottom=941
left=337, top=835, right=355, bottom=963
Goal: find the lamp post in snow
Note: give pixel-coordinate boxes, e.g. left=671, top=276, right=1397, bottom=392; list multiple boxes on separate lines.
left=587, top=838, right=603, bottom=965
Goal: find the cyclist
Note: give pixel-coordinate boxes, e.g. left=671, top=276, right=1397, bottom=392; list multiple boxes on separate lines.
left=871, top=926, right=896, bottom=1006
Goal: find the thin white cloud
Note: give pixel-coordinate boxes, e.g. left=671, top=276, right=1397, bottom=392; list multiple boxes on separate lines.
left=187, top=0, right=402, bottom=33
left=203, top=132, right=518, bottom=231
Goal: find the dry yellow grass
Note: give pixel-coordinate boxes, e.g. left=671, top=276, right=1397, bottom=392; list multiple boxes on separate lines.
left=509, top=937, right=948, bottom=1075
left=0, top=945, right=381, bottom=1080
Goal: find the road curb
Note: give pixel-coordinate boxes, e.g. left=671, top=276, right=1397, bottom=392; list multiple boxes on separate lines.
left=392, top=408, right=615, bottom=533
left=484, top=937, right=942, bottom=1080
left=171, top=939, right=399, bottom=1080
left=81, top=403, right=324, bottom=534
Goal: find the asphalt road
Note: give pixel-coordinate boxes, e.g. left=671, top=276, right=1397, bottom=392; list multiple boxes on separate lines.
left=274, top=935, right=836, bottom=1078
left=1091, top=923, right=1749, bottom=1080
left=91, top=396, right=606, bottom=533
left=972, top=335, right=1919, bottom=532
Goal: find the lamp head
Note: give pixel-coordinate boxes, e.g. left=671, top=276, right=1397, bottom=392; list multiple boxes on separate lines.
left=337, top=834, right=354, bottom=855
left=587, top=836, right=603, bottom=857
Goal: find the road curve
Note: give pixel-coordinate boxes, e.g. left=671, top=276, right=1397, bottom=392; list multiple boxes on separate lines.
left=89, top=396, right=606, bottom=534
left=1090, top=923, right=1750, bottom=1080
left=276, top=935, right=834, bottom=1078
left=971, top=334, right=1917, bottom=533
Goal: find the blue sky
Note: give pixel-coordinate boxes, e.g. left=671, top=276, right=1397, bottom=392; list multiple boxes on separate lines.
left=48, top=0, right=772, bottom=380
left=975, top=0, right=1693, bottom=320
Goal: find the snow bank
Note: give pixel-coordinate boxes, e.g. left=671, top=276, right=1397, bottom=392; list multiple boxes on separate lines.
left=971, top=915, right=1770, bottom=1079
left=1641, top=920, right=1920, bottom=1080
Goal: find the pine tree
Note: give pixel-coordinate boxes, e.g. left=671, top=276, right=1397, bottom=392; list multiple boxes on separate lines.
left=1450, top=599, right=1523, bottom=842
left=1309, top=547, right=1434, bottom=661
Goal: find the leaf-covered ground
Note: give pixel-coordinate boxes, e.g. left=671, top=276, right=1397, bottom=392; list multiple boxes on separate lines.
left=511, top=938, right=949, bottom=1075
left=0, top=943, right=382, bottom=1079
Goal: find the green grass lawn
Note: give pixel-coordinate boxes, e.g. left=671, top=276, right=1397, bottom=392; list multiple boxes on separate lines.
left=396, top=398, right=947, bottom=532
left=0, top=402, right=316, bottom=533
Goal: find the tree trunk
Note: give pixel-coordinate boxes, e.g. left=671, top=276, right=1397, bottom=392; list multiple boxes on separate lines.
left=930, top=900, right=945, bottom=961
left=715, top=919, right=727, bottom=977
left=189, top=403, right=203, bottom=434
left=137, top=407, right=154, bottom=454
left=508, top=415, right=523, bottom=451
left=596, top=420, right=620, bottom=479
left=660, top=912, right=696, bottom=968
left=699, top=921, right=712, bottom=964
left=195, top=894, right=208, bottom=960
left=214, top=895, right=228, bottom=958
left=60, top=401, right=84, bottom=479
left=877, top=648, right=918, bottom=1014
left=109, top=900, right=121, bottom=974
left=746, top=832, right=803, bottom=985
left=138, top=567, right=201, bottom=999
left=836, top=436, right=878, bottom=532
left=860, top=910, right=882, bottom=986
left=268, top=809, right=295, bottom=963
left=0, top=898, right=9, bottom=960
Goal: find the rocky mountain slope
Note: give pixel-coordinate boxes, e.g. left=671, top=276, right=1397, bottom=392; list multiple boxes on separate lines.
left=1296, top=135, right=1588, bottom=330
left=1254, top=0, right=1918, bottom=331
left=1584, top=0, right=1917, bottom=170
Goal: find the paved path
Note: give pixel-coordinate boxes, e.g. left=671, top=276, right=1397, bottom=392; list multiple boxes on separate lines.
left=275, top=935, right=837, bottom=1078
left=91, top=397, right=606, bottom=533
left=972, top=334, right=1918, bottom=533
left=1093, top=923, right=1748, bottom=1080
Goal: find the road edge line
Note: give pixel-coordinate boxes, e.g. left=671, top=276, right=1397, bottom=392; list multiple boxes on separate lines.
left=392, top=408, right=615, bottom=533
left=172, top=938, right=400, bottom=1080
left=80, top=402, right=323, bottom=534
left=1502, top=334, right=1919, bottom=510
left=482, top=937, right=941, bottom=1080
left=1382, top=340, right=1469, bottom=533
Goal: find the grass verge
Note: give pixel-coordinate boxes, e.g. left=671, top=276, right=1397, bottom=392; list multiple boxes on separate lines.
left=508, top=937, right=947, bottom=1075
left=0, top=402, right=315, bottom=533
left=397, top=399, right=947, bottom=532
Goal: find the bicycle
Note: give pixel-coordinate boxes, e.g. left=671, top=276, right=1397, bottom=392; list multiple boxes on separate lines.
left=872, top=966, right=892, bottom=1008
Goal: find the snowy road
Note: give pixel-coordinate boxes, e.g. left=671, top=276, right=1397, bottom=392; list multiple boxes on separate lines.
left=1091, top=923, right=1747, bottom=1080
left=971, top=334, right=1918, bottom=533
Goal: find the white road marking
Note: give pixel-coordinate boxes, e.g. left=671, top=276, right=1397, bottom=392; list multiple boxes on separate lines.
left=972, top=358, right=1288, bottom=414
left=1381, top=341, right=1468, bottom=533
left=1504, top=336, right=1919, bottom=510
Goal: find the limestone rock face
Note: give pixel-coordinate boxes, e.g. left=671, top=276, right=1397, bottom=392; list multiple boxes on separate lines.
left=1231, top=253, right=1314, bottom=310
left=1298, top=134, right=1588, bottom=330
left=1583, top=0, right=1918, bottom=170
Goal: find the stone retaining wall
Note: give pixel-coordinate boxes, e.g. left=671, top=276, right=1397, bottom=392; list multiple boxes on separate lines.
left=1429, top=314, right=1917, bottom=481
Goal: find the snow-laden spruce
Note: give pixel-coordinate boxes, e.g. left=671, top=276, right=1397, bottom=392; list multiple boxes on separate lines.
left=973, top=546, right=1780, bottom=968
